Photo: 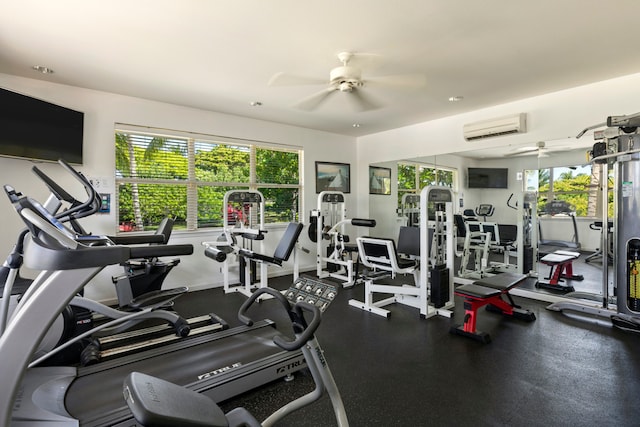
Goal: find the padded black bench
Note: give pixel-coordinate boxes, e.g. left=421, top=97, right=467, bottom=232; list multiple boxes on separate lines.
left=348, top=233, right=425, bottom=318
left=451, top=272, right=536, bottom=343
left=536, top=250, right=584, bottom=292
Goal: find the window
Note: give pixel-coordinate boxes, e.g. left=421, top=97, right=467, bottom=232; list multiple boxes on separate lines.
left=115, top=127, right=302, bottom=232
left=397, top=161, right=457, bottom=206
left=534, top=164, right=613, bottom=217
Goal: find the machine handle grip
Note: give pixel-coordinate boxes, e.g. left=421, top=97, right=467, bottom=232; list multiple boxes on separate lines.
left=237, top=288, right=322, bottom=351
left=351, top=218, right=376, bottom=227
left=237, top=287, right=291, bottom=326
left=273, top=301, right=321, bottom=351
left=109, top=234, right=166, bottom=245
left=32, top=166, right=78, bottom=206
left=204, top=246, right=227, bottom=262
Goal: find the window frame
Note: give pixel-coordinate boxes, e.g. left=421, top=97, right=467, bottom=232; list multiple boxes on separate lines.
left=534, top=163, right=611, bottom=218
left=115, top=125, right=303, bottom=232
left=397, top=161, right=458, bottom=205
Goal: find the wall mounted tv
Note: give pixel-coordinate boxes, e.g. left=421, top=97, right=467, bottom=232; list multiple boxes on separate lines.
left=467, top=167, right=508, bottom=189
left=0, top=87, right=84, bottom=164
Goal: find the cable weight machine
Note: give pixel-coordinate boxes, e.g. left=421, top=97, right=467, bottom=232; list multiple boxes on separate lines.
left=548, top=113, right=640, bottom=331
left=311, top=191, right=376, bottom=287
left=419, top=186, right=455, bottom=317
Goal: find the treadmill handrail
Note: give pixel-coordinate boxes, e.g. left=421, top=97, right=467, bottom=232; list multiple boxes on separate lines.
left=238, top=287, right=322, bottom=351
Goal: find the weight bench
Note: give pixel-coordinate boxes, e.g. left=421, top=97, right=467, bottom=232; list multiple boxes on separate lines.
left=450, top=272, right=536, bottom=343
left=536, top=250, right=584, bottom=292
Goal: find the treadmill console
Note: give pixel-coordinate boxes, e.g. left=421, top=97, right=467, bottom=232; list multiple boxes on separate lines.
left=285, top=276, right=338, bottom=313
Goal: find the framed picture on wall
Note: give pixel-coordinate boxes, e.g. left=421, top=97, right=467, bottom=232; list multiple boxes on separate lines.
left=369, top=166, right=391, bottom=195
left=315, top=161, right=350, bottom=193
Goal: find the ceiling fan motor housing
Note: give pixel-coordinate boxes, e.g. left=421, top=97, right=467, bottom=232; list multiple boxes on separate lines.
left=330, top=66, right=362, bottom=91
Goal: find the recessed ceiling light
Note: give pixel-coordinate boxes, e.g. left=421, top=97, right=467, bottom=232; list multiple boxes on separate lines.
left=448, top=96, right=463, bottom=102
left=32, top=65, right=54, bottom=74
left=250, top=101, right=262, bottom=107
left=352, top=123, right=361, bottom=128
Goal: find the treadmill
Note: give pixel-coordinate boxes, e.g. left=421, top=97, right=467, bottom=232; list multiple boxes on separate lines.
left=0, top=187, right=338, bottom=426
left=538, top=199, right=581, bottom=251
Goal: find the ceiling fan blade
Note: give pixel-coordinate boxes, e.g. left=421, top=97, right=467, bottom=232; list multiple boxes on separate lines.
left=505, top=146, right=539, bottom=157
left=348, top=89, right=382, bottom=112
left=268, top=72, right=326, bottom=86
left=365, top=73, right=426, bottom=88
left=295, top=87, right=337, bottom=111
left=344, top=52, right=383, bottom=70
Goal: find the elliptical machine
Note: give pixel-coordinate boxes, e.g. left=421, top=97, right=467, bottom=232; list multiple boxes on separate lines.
left=0, top=160, right=196, bottom=366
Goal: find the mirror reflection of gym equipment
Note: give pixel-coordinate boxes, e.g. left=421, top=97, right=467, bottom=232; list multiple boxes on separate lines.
left=398, top=193, right=420, bottom=227
left=538, top=199, right=581, bottom=251
left=455, top=194, right=534, bottom=281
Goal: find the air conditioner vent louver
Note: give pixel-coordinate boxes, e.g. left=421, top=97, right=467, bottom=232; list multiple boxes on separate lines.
left=463, top=113, right=527, bottom=141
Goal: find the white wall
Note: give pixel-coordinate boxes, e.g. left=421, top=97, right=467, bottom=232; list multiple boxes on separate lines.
left=0, top=73, right=357, bottom=302
left=4, top=71, right=638, bottom=301
left=357, top=72, right=640, bottom=251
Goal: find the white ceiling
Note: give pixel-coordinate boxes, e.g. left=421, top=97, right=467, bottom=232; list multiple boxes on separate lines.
left=1, top=0, right=640, bottom=138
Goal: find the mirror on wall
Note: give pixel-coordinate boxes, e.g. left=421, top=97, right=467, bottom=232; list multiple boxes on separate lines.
left=368, top=137, right=603, bottom=300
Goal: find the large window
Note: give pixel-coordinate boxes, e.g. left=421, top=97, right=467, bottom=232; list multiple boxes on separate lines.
left=397, top=162, right=457, bottom=206
left=115, top=127, right=302, bottom=232
left=534, top=164, right=613, bottom=217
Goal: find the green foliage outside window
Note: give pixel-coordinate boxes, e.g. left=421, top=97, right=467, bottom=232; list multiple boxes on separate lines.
left=397, top=162, right=456, bottom=207
left=536, top=166, right=613, bottom=217
left=116, top=130, right=301, bottom=232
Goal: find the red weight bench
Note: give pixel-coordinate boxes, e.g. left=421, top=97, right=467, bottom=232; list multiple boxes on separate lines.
left=451, top=273, right=536, bottom=343
left=536, top=250, right=584, bottom=292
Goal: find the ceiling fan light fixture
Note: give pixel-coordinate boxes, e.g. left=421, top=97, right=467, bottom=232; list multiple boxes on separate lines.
left=339, top=82, right=354, bottom=92
left=271, top=51, right=425, bottom=112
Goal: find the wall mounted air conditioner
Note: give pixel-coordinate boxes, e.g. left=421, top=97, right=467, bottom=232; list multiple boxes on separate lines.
left=463, top=113, right=527, bottom=141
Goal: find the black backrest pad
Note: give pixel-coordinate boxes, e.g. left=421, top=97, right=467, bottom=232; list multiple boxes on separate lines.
left=362, top=240, right=392, bottom=260
left=397, top=226, right=420, bottom=256
left=273, top=222, right=304, bottom=261
left=153, top=217, right=174, bottom=244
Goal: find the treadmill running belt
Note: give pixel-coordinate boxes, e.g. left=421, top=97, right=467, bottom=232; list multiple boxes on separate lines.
left=63, top=320, right=300, bottom=426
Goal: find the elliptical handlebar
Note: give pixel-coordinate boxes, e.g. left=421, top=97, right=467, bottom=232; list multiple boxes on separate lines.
left=237, top=287, right=322, bottom=352
left=31, top=158, right=101, bottom=222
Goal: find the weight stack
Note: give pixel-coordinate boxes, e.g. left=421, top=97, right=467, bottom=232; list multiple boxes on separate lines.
left=524, top=245, right=534, bottom=274
left=430, top=264, right=449, bottom=308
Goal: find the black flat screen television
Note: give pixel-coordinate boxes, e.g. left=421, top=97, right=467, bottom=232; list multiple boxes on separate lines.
left=467, top=167, right=508, bottom=189
left=0, top=87, right=84, bottom=164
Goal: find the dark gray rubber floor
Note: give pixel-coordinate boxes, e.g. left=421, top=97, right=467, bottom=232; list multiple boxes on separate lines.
left=171, top=273, right=640, bottom=427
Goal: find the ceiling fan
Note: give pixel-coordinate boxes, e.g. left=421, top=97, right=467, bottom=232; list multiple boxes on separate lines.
left=268, top=52, right=426, bottom=112
left=507, top=140, right=576, bottom=158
